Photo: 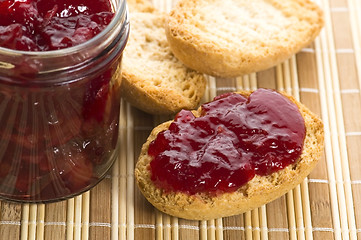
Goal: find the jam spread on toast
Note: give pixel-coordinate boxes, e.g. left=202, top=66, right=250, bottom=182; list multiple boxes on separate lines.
left=148, top=89, right=306, bottom=195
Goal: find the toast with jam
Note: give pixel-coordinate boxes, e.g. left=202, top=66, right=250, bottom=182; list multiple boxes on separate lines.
left=135, top=89, right=324, bottom=220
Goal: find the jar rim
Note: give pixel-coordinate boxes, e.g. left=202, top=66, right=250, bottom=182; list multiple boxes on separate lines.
left=0, top=0, right=127, bottom=57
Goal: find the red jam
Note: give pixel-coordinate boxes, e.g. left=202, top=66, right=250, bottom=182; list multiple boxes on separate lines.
left=0, top=0, right=114, bottom=51
left=148, top=89, right=306, bottom=195
left=0, top=0, right=128, bottom=201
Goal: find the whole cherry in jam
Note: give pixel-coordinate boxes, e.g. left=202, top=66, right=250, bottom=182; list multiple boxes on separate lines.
left=148, top=89, right=306, bottom=195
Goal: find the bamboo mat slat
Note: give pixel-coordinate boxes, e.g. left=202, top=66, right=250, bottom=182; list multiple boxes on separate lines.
left=1, top=0, right=360, bottom=239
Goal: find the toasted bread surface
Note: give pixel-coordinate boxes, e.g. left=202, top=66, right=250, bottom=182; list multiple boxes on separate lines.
left=126, top=0, right=155, bottom=13
left=165, top=0, right=324, bottom=78
left=121, top=7, right=206, bottom=115
left=135, top=90, right=324, bottom=220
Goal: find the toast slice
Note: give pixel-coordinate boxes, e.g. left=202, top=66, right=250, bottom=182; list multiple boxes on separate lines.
left=135, top=90, right=324, bottom=220
left=121, top=3, right=206, bottom=115
left=165, top=0, right=324, bottom=78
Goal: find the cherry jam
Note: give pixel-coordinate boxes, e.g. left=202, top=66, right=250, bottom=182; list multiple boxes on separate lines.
left=148, top=89, right=306, bottom=195
left=0, top=0, right=114, bottom=51
left=0, top=0, right=129, bottom=202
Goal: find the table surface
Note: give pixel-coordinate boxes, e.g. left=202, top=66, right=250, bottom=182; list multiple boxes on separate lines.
left=1, top=0, right=360, bottom=239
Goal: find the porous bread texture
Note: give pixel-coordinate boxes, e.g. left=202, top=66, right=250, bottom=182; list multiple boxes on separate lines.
left=135, top=90, right=324, bottom=220
left=121, top=8, right=206, bottom=115
left=126, top=0, right=155, bottom=13
left=165, top=0, right=324, bottom=78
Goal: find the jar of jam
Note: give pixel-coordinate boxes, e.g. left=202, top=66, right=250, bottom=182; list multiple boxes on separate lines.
left=0, top=0, right=129, bottom=202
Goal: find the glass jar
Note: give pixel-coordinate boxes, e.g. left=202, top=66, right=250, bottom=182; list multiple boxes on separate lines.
left=0, top=0, right=129, bottom=202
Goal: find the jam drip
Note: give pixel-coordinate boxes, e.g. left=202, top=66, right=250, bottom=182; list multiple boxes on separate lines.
left=148, top=89, right=306, bottom=195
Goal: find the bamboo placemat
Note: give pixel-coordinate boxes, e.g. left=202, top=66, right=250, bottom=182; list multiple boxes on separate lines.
left=1, top=0, right=360, bottom=239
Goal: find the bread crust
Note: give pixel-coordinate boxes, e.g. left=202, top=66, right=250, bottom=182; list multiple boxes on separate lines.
left=121, top=8, right=206, bottom=115
left=135, top=90, right=324, bottom=220
left=165, top=0, right=324, bottom=78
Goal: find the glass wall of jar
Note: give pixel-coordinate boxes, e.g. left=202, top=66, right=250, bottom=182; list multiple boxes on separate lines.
left=0, top=0, right=129, bottom=202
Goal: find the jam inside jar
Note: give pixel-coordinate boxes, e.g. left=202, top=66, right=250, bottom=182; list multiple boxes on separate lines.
left=0, top=0, right=129, bottom=202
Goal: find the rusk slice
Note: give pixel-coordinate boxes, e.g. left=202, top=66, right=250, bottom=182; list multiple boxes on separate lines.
left=135, top=90, right=324, bottom=220
left=121, top=7, right=206, bottom=115
left=165, top=0, right=324, bottom=78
